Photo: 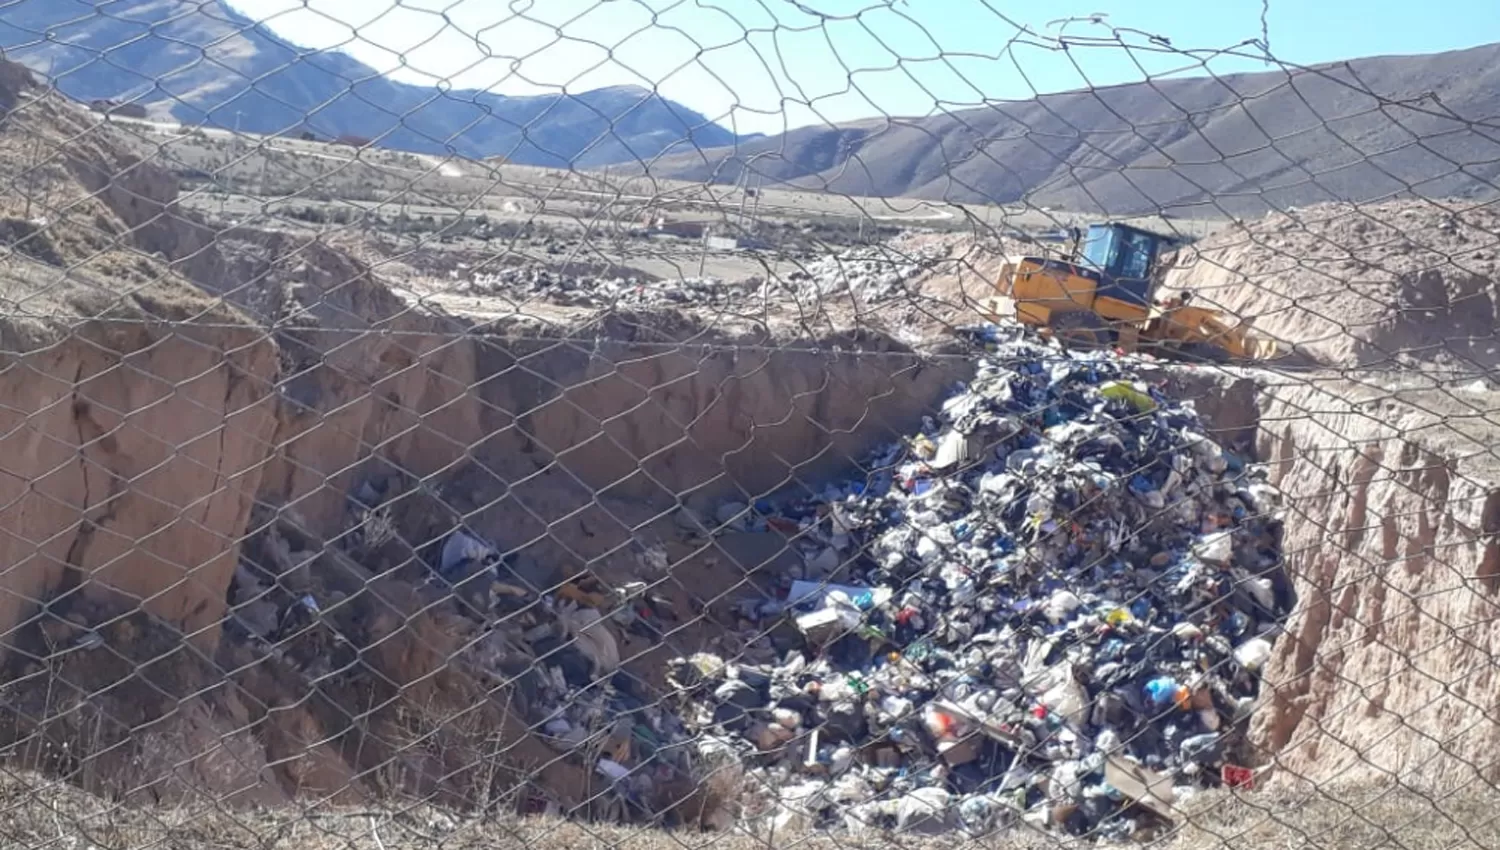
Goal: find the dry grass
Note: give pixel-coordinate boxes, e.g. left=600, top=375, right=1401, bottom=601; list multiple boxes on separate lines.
left=0, top=772, right=1496, bottom=850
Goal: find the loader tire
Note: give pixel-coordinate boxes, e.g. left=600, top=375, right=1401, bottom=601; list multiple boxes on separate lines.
left=1177, top=341, right=1231, bottom=365
left=1049, top=311, right=1110, bottom=350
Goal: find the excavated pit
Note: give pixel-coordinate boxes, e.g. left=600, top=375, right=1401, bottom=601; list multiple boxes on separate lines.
left=0, top=63, right=978, bottom=811
left=2, top=59, right=1499, bottom=822
left=0, top=237, right=973, bottom=810
left=0, top=210, right=976, bottom=812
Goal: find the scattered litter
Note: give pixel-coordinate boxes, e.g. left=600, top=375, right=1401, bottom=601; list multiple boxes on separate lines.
left=462, top=268, right=759, bottom=308
left=441, top=529, right=496, bottom=574
left=765, top=243, right=946, bottom=305
left=459, top=243, right=946, bottom=309
left=556, top=601, right=622, bottom=675
left=1221, top=763, right=1257, bottom=789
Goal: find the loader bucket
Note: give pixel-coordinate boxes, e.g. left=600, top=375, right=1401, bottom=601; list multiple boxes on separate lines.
left=1234, top=333, right=1279, bottom=361
left=1150, top=305, right=1279, bottom=363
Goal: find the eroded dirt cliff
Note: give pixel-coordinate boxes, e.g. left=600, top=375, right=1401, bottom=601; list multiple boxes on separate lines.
left=1248, top=376, right=1500, bottom=788
left=1158, top=362, right=1500, bottom=790
left=0, top=73, right=280, bottom=654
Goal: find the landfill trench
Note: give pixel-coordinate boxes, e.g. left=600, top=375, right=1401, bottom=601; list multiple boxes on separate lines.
left=5, top=207, right=1500, bottom=837
left=266, top=326, right=1500, bottom=834
left=41, top=308, right=1301, bottom=836
left=214, top=320, right=1299, bottom=837
left=0, top=297, right=983, bottom=815
left=7, top=270, right=1500, bottom=836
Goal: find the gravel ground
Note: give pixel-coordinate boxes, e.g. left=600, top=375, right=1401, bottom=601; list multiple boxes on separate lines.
left=2, top=771, right=1494, bottom=850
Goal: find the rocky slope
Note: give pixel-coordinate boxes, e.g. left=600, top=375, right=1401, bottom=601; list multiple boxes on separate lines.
left=0, top=0, right=737, bottom=165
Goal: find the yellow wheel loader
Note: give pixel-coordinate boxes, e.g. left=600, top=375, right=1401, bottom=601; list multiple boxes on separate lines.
left=980, top=222, right=1278, bottom=362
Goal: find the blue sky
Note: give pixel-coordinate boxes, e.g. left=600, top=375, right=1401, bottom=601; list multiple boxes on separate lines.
left=227, top=0, right=1500, bottom=136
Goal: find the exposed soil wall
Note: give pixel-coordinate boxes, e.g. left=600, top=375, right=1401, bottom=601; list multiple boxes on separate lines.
left=249, top=317, right=967, bottom=545
left=1246, top=379, right=1500, bottom=788
left=0, top=180, right=279, bottom=656
left=1155, top=368, right=1500, bottom=791
left=1164, top=201, right=1500, bottom=372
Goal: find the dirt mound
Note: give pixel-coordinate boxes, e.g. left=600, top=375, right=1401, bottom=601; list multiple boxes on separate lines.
left=1164, top=200, right=1500, bottom=371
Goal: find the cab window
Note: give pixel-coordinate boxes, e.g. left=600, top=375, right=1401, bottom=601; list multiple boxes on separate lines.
left=1081, top=224, right=1117, bottom=271
left=1114, top=230, right=1156, bottom=280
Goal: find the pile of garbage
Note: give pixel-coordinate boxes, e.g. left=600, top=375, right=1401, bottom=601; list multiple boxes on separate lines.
left=666, top=332, right=1289, bottom=838
left=459, top=267, right=758, bottom=308
left=762, top=243, right=946, bottom=305
left=352, top=328, right=1287, bottom=835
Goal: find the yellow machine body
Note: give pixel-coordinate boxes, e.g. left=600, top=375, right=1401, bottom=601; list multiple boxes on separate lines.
left=1001, top=256, right=1149, bottom=325
left=983, top=223, right=1278, bottom=362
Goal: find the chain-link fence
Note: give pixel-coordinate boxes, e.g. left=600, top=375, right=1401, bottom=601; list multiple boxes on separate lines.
left=0, top=1, right=1498, bottom=848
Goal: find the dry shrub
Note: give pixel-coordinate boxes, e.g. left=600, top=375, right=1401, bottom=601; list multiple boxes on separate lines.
left=0, top=596, right=274, bottom=806
left=0, top=772, right=1492, bottom=850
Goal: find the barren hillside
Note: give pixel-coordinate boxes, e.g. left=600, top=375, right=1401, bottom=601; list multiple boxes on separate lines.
left=7, top=1, right=1500, bottom=217
left=642, top=42, right=1500, bottom=216
left=0, top=0, right=737, bottom=165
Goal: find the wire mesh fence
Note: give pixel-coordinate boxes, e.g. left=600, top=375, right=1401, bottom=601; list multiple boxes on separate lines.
left=0, top=1, right=1498, bottom=848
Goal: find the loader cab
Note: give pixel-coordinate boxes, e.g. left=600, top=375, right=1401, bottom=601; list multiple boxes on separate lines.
left=1078, top=223, right=1175, bottom=308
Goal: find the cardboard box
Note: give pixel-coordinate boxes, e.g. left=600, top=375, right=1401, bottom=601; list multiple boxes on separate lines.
left=795, top=608, right=845, bottom=645
left=1105, top=755, right=1176, bottom=823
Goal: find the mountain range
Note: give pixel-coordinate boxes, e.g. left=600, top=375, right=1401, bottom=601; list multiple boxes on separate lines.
left=641, top=41, right=1500, bottom=216
left=0, top=0, right=737, bottom=167
left=3, top=0, right=1500, bottom=214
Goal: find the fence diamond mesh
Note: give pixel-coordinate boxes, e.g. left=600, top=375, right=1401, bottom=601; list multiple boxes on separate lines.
left=0, top=1, right=1496, bottom=849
